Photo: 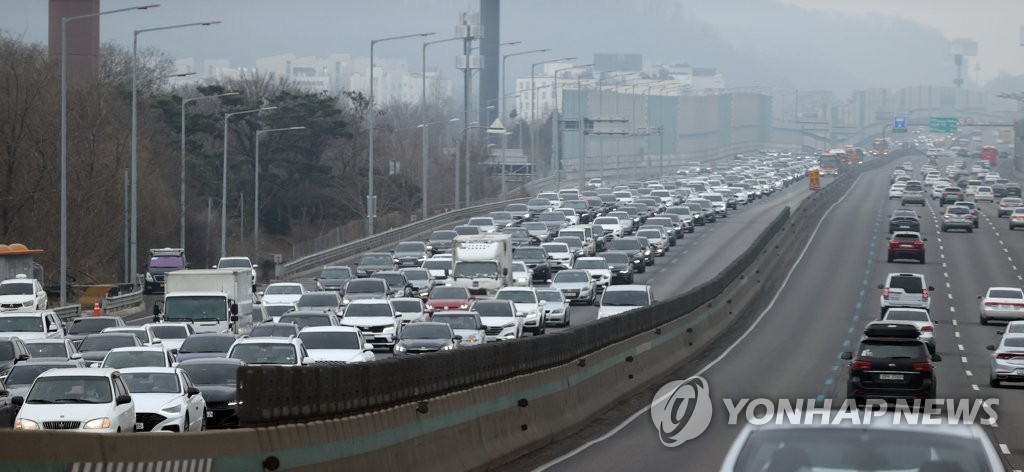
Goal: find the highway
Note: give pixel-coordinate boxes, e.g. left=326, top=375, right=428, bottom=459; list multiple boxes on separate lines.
left=523, top=156, right=1024, bottom=471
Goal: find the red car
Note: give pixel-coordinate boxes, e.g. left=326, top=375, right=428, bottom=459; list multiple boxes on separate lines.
left=887, top=231, right=926, bottom=264
left=425, top=286, right=473, bottom=315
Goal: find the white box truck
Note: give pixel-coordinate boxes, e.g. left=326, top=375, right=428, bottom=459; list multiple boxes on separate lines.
left=451, top=234, right=513, bottom=297
left=153, top=269, right=255, bottom=335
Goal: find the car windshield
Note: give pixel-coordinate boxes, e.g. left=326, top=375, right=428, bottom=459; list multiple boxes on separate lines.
left=542, top=243, right=569, bottom=253
left=179, top=336, right=235, bottom=354
left=535, top=290, right=564, bottom=303
left=0, top=282, right=33, bottom=295
left=540, top=213, right=565, bottom=222
left=522, top=222, right=548, bottom=232
left=179, top=363, right=238, bottom=386
left=892, top=211, right=916, bottom=218
left=889, top=276, right=923, bottom=293
left=637, top=230, right=662, bottom=239
left=403, top=270, right=429, bottom=281
left=122, top=372, right=181, bottom=394
left=6, top=363, right=72, bottom=385
left=947, top=207, right=969, bottom=215
left=506, top=204, right=528, bottom=212
left=249, top=325, right=296, bottom=338
left=554, top=271, right=589, bottom=283
left=892, top=234, right=920, bottom=241
left=163, top=296, right=226, bottom=322
left=857, top=341, right=925, bottom=358
left=884, top=310, right=929, bottom=322
left=344, top=304, right=392, bottom=317
left=360, top=254, right=392, bottom=265
left=454, top=226, right=480, bottom=235
left=149, top=256, right=184, bottom=268
left=575, top=259, right=608, bottom=270
left=25, top=342, right=67, bottom=358
left=280, top=315, right=333, bottom=329
left=0, top=316, right=42, bottom=332
left=512, top=262, right=528, bottom=272
left=299, top=332, right=361, bottom=350
left=345, top=281, right=386, bottom=294
left=431, top=287, right=469, bottom=299
left=230, top=344, right=297, bottom=365
left=504, top=228, right=530, bottom=238
left=261, top=305, right=294, bottom=319
left=423, top=259, right=452, bottom=270
left=603, top=253, right=629, bottom=265
left=473, top=302, right=514, bottom=317
left=319, top=267, right=352, bottom=279
left=377, top=274, right=405, bottom=288
left=433, top=315, right=479, bottom=330
left=390, top=300, right=422, bottom=312
left=514, top=248, right=546, bottom=259
left=103, top=351, right=166, bottom=369
left=602, top=290, right=650, bottom=306
left=78, top=335, right=135, bottom=351
left=400, top=324, right=451, bottom=340
left=218, top=258, right=250, bottom=269
left=429, top=231, right=458, bottom=242
left=298, top=293, right=340, bottom=305
left=496, top=290, right=537, bottom=304
left=265, top=285, right=302, bottom=295
left=149, top=325, right=189, bottom=340
left=468, top=218, right=494, bottom=226
left=27, top=376, right=113, bottom=404
left=607, top=239, right=640, bottom=251
left=66, top=318, right=120, bottom=335
left=528, top=199, right=550, bottom=206
left=395, top=242, right=425, bottom=253
left=555, top=239, right=583, bottom=250
left=732, top=428, right=994, bottom=472
left=990, top=289, right=1023, bottom=299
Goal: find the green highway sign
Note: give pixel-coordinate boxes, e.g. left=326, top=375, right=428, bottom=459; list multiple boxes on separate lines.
left=930, top=116, right=958, bottom=134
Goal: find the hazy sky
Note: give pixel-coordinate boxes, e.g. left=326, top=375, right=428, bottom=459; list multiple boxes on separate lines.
left=1, top=0, right=1020, bottom=86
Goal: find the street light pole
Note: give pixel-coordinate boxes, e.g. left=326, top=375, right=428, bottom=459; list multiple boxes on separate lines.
left=368, top=32, right=435, bottom=235
left=131, top=20, right=220, bottom=284
left=221, top=106, right=276, bottom=258
left=254, top=126, right=304, bottom=255
left=421, top=37, right=459, bottom=220
left=180, top=92, right=237, bottom=249
left=59, top=3, right=157, bottom=305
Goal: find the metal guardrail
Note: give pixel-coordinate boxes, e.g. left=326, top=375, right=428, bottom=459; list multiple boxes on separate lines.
left=101, top=288, right=144, bottom=315
left=53, top=304, right=82, bottom=322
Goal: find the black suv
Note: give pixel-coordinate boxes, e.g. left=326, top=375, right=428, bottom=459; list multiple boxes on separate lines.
left=843, top=321, right=940, bottom=407
left=0, top=337, right=31, bottom=377
left=888, top=209, right=921, bottom=233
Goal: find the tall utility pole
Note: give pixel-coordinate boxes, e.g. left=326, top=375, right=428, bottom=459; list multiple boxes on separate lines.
left=455, top=13, right=481, bottom=208
left=221, top=106, right=275, bottom=258
left=551, top=63, right=592, bottom=190
left=421, top=37, right=459, bottom=219
left=180, top=92, right=237, bottom=249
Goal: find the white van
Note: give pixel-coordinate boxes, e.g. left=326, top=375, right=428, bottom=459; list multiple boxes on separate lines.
left=597, top=285, right=654, bottom=319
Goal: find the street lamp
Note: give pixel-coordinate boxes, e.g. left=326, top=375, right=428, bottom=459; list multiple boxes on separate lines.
left=221, top=106, right=276, bottom=258
left=501, top=48, right=550, bottom=122
left=180, top=92, right=238, bottom=249
left=368, top=31, right=435, bottom=236
left=131, top=19, right=221, bottom=284
left=254, top=126, right=305, bottom=254
left=421, top=37, right=460, bottom=220
left=59, top=3, right=157, bottom=304
left=531, top=57, right=576, bottom=121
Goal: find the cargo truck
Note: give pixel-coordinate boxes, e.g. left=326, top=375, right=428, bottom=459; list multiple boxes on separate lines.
left=451, top=234, right=513, bottom=297
left=152, top=269, right=255, bottom=335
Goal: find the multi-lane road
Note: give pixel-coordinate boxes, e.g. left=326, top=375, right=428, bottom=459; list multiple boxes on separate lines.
left=516, top=156, right=1024, bottom=471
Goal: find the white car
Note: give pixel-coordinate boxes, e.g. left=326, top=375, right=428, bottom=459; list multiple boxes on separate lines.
left=259, top=283, right=305, bottom=305
left=494, top=287, right=546, bottom=335
left=597, top=285, right=654, bottom=319
left=470, top=300, right=523, bottom=341
left=0, top=311, right=64, bottom=340
left=466, top=217, right=498, bottom=233
left=979, top=286, right=1024, bottom=325
left=987, top=333, right=1024, bottom=388
left=594, top=216, right=628, bottom=238
left=510, top=261, right=532, bottom=287
left=887, top=184, right=905, bottom=200
left=14, top=368, right=135, bottom=433
left=422, top=256, right=453, bottom=281
left=119, top=367, right=205, bottom=432
left=536, top=288, right=571, bottom=327
left=214, top=256, right=257, bottom=290
left=143, top=322, right=195, bottom=352
left=389, top=297, right=428, bottom=325
left=974, top=186, right=995, bottom=203
left=550, top=270, right=598, bottom=305
left=573, top=257, right=612, bottom=290
left=227, top=336, right=311, bottom=366
left=430, top=311, right=487, bottom=346
left=101, top=346, right=175, bottom=369
left=24, top=338, right=80, bottom=360
left=339, top=300, right=400, bottom=350
left=298, top=326, right=375, bottom=364
left=540, top=242, right=574, bottom=271
left=0, top=275, right=47, bottom=312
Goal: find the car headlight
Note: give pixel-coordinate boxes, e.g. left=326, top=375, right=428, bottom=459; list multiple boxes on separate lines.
left=419, top=291, right=429, bottom=298
left=15, top=419, right=40, bottom=430
left=383, top=326, right=395, bottom=333
left=459, top=304, right=469, bottom=309
left=644, top=249, right=652, bottom=256
left=501, top=323, right=515, bottom=329
left=619, top=269, right=630, bottom=274
left=83, top=417, right=112, bottom=429
left=161, top=403, right=182, bottom=415
left=227, top=400, right=241, bottom=406
left=394, top=344, right=407, bottom=352
left=342, top=298, right=351, bottom=305
left=441, top=344, right=455, bottom=351
left=145, top=272, right=154, bottom=282
left=393, top=258, right=400, bottom=263
left=425, top=304, right=434, bottom=310
left=465, top=334, right=479, bottom=343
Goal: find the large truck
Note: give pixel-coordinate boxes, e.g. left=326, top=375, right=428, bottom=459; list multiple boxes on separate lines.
left=153, top=269, right=255, bottom=335
left=451, top=234, right=513, bottom=297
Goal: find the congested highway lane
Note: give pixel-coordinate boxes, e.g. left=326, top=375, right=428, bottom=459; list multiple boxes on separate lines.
left=530, top=155, right=1023, bottom=471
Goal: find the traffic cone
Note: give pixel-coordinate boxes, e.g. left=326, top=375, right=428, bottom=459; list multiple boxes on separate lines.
left=92, top=301, right=101, bottom=317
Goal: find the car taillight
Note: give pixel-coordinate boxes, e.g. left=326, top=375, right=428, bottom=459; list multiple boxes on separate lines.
left=912, top=362, right=932, bottom=372
left=922, top=289, right=929, bottom=300
left=882, top=288, right=890, bottom=299
left=920, top=325, right=933, bottom=332
left=996, top=353, right=1017, bottom=360
left=851, top=360, right=872, bottom=370
left=985, top=301, right=1000, bottom=307
left=914, top=241, right=924, bottom=247
left=944, top=214, right=951, bottom=219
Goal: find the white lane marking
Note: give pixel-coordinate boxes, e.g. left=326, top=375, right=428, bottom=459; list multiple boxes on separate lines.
left=942, top=262, right=947, bottom=268
left=955, top=332, right=961, bottom=338
left=950, top=306, right=956, bottom=313
left=1014, top=265, right=1018, bottom=271
left=952, top=319, right=958, bottom=326
left=939, top=245, right=944, bottom=250
left=1005, top=248, right=1010, bottom=253
left=962, top=356, right=969, bottom=363
left=946, top=282, right=951, bottom=288
left=941, top=254, right=945, bottom=259
left=1000, top=443, right=1011, bottom=455
left=937, top=238, right=942, bottom=243
left=957, top=343, right=964, bottom=349
left=972, top=384, right=980, bottom=391
left=947, top=293, right=953, bottom=300
left=532, top=173, right=868, bottom=471
left=1000, top=240, right=1005, bottom=245
left=965, top=370, right=973, bottom=376
left=943, top=272, right=949, bottom=278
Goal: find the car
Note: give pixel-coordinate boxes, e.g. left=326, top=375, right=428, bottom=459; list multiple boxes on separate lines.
left=543, top=241, right=578, bottom=270
left=535, top=288, right=571, bottom=327
left=13, top=368, right=135, bottom=433
left=878, top=273, right=933, bottom=316
left=471, top=299, right=523, bottom=341
left=426, top=230, right=458, bottom=254
left=503, top=227, right=540, bottom=248
left=0, top=311, right=65, bottom=340
left=938, top=187, right=964, bottom=206
left=374, top=271, right=415, bottom=298
left=102, top=327, right=153, bottom=346
left=899, top=181, right=926, bottom=206
left=573, top=257, right=612, bottom=290
left=2, top=359, right=85, bottom=399
left=929, top=182, right=949, bottom=200
left=645, top=217, right=681, bottom=241
left=214, top=257, right=257, bottom=291
left=951, top=201, right=980, bottom=228
left=998, top=197, right=1023, bottom=217
left=592, top=216, right=627, bottom=237
left=886, top=231, right=926, bottom=263
left=174, top=333, right=236, bottom=362
left=452, top=224, right=482, bottom=237
left=0, top=275, right=47, bottom=312
left=257, top=303, right=294, bottom=324
left=313, top=265, right=353, bottom=292
left=100, top=346, right=175, bottom=369
left=355, top=252, right=396, bottom=277
left=550, top=270, right=598, bottom=305
left=887, top=209, right=921, bottom=233
left=77, top=333, right=143, bottom=368
left=597, top=285, right=654, bottom=319
left=247, top=322, right=300, bottom=339
left=881, top=307, right=936, bottom=354
left=389, top=297, right=428, bottom=325
left=1006, top=183, right=1023, bottom=197
left=522, top=221, right=554, bottom=242
left=119, top=367, right=205, bottom=432
left=425, top=286, right=473, bottom=314
left=227, top=336, right=311, bottom=366
left=64, top=316, right=127, bottom=348
left=400, top=268, right=436, bottom=299
left=339, top=299, right=400, bottom=350
left=504, top=203, right=533, bottom=222
left=635, top=236, right=656, bottom=266
left=176, top=358, right=244, bottom=429
left=978, top=286, right=1024, bottom=325
left=258, top=283, right=304, bottom=305
left=538, top=212, right=570, bottom=233
left=1012, top=208, right=1024, bottom=230
left=512, top=246, right=552, bottom=283
left=494, top=288, right=546, bottom=335
left=940, top=206, right=974, bottom=232
left=143, top=322, right=196, bottom=352
left=842, top=321, right=939, bottom=406
left=510, top=261, right=532, bottom=287
left=23, top=338, right=79, bottom=361
left=279, top=310, right=341, bottom=330
left=602, top=253, right=635, bottom=284
left=392, top=241, right=431, bottom=268
left=973, top=185, right=995, bottom=203
left=487, top=211, right=515, bottom=229
left=986, top=333, right=1024, bottom=387
left=604, top=237, right=647, bottom=273
left=392, top=322, right=461, bottom=356
left=340, top=279, right=389, bottom=307
left=427, top=312, right=487, bottom=347
left=636, top=227, right=669, bottom=257
left=298, top=326, right=375, bottom=364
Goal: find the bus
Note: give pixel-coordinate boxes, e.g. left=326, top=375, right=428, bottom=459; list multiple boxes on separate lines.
left=873, top=138, right=889, bottom=156
left=818, top=151, right=844, bottom=176
left=980, top=146, right=998, bottom=167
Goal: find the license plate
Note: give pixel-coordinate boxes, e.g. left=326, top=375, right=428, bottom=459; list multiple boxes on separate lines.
left=900, top=226, right=909, bottom=229
left=206, top=411, right=214, bottom=418
left=135, top=422, right=144, bottom=430
left=878, top=374, right=904, bottom=381
left=900, top=244, right=913, bottom=248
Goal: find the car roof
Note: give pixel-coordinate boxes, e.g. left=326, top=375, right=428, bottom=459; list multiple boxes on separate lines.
left=106, top=346, right=165, bottom=353
left=184, top=332, right=236, bottom=338
left=890, top=231, right=922, bottom=238
left=234, top=336, right=298, bottom=344
left=347, top=299, right=390, bottom=305
left=143, top=322, right=191, bottom=329
left=604, top=285, right=651, bottom=292
left=118, top=367, right=179, bottom=375
left=987, top=287, right=1024, bottom=293
left=23, top=338, right=66, bottom=344
left=39, top=367, right=115, bottom=378
left=497, top=287, right=534, bottom=292
left=266, top=282, right=303, bottom=287
left=177, top=357, right=245, bottom=367
left=298, top=326, right=362, bottom=334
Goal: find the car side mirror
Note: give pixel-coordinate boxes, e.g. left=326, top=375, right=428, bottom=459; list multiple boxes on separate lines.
left=186, top=386, right=200, bottom=397
left=11, top=396, right=23, bottom=407
left=115, top=394, right=132, bottom=405
left=840, top=352, right=853, bottom=360
left=230, top=303, right=239, bottom=315
left=257, top=291, right=264, bottom=297
left=877, top=284, right=884, bottom=289
left=170, top=348, right=179, bottom=356
left=928, top=286, right=935, bottom=291
left=301, top=356, right=313, bottom=366
left=997, top=330, right=1004, bottom=335
left=453, top=335, right=463, bottom=341
left=986, top=345, right=996, bottom=351
left=978, top=295, right=983, bottom=299
left=931, top=353, right=942, bottom=362
left=363, top=343, right=374, bottom=351
left=16, top=354, right=29, bottom=362
left=922, top=238, right=927, bottom=241
left=70, top=353, right=82, bottom=360
left=502, top=268, right=509, bottom=276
